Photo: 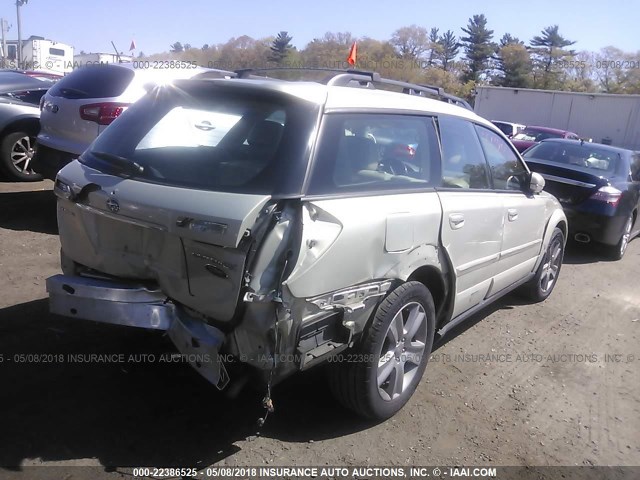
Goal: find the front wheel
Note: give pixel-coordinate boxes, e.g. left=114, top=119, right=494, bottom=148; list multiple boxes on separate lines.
left=0, top=132, right=42, bottom=181
left=519, top=227, right=564, bottom=302
left=329, top=281, right=435, bottom=420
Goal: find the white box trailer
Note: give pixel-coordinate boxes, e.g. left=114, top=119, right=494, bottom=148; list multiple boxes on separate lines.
left=2, top=36, right=74, bottom=74
left=474, top=86, right=640, bottom=151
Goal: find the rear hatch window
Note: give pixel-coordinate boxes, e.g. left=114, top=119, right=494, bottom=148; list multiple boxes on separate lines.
left=524, top=142, right=620, bottom=174
left=47, top=65, right=134, bottom=99
left=80, top=80, right=320, bottom=196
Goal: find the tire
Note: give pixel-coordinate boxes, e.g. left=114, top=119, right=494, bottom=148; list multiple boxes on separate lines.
left=329, top=281, right=435, bottom=420
left=608, top=214, right=633, bottom=261
left=0, top=131, right=42, bottom=181
left=519, top=227, right=564, bottom=302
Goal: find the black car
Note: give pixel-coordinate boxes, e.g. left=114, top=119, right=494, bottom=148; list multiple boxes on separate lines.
left=522, top=139, right=640, bottom=259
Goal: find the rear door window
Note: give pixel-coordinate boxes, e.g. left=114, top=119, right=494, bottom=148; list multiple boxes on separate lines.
left=438, top=116, right=490, bottom=189
left=307, top=113, right=440, bottom=195
left=47, top=65, right=134, bottom=99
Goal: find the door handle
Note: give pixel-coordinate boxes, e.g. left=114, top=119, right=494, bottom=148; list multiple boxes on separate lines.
left=449, top=213, right=465, bottom=230
left=508, top=209, right=518, bottom=221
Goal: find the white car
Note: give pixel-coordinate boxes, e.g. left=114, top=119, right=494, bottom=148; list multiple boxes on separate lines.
left=47, top=70, right=567, bottom=420
left=33, top=62, right=232, bottom=179
left=491, top=120, right=525, bottom=138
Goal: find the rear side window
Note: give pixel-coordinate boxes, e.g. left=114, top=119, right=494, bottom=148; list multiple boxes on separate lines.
left=47, top=65, right=134, bottom=99
left=475, top=125, right=528, bottom=190
left=438, top=116, right=489, bottom=189
left=307, top=114, right=440, bottom=195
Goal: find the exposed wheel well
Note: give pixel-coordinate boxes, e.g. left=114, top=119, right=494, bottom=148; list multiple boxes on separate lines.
left=407, top=266, right=447, bottom=321
left=556, top=220, right=568, bottom=241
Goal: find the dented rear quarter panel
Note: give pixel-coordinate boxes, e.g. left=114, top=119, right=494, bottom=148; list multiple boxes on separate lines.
left=285, top=192, right=444, bottom=299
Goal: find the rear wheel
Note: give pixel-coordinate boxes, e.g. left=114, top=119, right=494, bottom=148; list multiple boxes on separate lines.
left=0, top=131, right=42, bottom=181
left=329, top=281, right=435, bottom=419
left=608, top=214, right=633, bottom=261
left=519, top=227, right=564, bottom=302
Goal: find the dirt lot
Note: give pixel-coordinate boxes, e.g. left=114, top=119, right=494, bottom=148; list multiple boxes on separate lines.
left=0, top=181, right=639, bottom=476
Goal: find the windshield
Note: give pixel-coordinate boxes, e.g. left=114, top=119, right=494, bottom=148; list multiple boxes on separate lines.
left=80, top=80, right=319, bottom=196
left=513, top=128, right=563, bottom=142
left=523, top=142, right=620, bottom=173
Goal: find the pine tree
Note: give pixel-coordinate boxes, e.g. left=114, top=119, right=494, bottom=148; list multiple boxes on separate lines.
left=530, top=25, right=576, bottom=88
left=438, top=30, right=460, bottom=71
left=269, top=31, right=293, bottom=64
left=460, top=14, right=495, bottom=82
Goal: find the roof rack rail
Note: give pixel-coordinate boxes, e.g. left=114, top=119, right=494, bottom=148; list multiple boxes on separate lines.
left=233, top=67, right=472, bottom=110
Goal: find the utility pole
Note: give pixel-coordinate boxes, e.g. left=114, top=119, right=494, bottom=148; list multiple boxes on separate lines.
left=16, top=0, right=28, bottom=70
left=1, top=19, right=8, bottom=69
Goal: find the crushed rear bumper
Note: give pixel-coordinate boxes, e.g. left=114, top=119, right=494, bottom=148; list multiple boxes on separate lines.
left=46, top=274, right=229, bottom=389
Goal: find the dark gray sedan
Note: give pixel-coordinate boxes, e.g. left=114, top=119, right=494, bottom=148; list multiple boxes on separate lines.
left=523, top=139, right=640, bottom=259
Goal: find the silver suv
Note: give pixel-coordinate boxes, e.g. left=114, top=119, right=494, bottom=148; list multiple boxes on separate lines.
left=33, top=62, right=230, bottom=179
left=46, top=70, right=567, bottom=420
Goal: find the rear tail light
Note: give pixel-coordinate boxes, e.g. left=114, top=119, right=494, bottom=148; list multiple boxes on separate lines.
left=589, top=186, right=622, bottom=206
left=79, top=102, right=130, bottom=125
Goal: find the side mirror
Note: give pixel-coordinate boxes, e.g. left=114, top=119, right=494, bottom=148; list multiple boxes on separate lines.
left=529, top=172, right=545, bottom=194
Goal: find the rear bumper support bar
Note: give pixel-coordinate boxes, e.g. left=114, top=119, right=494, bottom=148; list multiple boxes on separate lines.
left=46, top=274, right=229, bottom=389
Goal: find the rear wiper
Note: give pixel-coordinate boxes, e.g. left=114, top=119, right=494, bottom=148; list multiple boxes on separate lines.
left=90, top=151, right=144, bottom=174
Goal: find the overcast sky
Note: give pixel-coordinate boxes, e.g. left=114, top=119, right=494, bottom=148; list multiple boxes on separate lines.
left=0, top=0, right=636, bottom=55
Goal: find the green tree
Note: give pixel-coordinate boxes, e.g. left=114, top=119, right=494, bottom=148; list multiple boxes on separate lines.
left=460, top=14, right=495, bottom=82
left=391, top=25, right=430, bottom=60
left=437, top=30, right=460, bottom=71
left=427, top=27, right=440, bottom=66
left=495, top=42, right=532, bottom=87
left=499, top=33, right=522, bottom=47
left=170, top=42, right=184, bottom=53
left=530, top=25, right=576, bottom=89
left=269, top=31, right=293, bottom=64
left=302, top=32, right=354, bottom=69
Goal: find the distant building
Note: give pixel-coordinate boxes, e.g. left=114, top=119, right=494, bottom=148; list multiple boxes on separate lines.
left=474, top=86, right=640, bottom=151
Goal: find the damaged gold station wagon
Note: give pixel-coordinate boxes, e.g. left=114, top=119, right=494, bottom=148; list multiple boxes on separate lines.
left=46, top=69, right=567, bottom=420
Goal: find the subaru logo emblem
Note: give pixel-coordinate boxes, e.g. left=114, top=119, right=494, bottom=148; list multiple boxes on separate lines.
left=51, top=105, right=59, bottom=113
left=106, top=197, right=120, bottom=213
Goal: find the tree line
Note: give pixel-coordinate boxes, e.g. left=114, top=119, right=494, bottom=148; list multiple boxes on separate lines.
left=147, top=14, right=640, bottom=100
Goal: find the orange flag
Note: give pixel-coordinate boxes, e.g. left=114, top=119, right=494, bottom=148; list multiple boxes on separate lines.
left=347, top=41, right=357, bottom=66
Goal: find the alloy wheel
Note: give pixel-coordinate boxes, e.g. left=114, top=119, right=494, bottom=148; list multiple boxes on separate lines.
left=539, top=236, right=563, bottom=294
left=10, top=136, right=35, bottom=174
left=377, top=302, right=427, bottom=401
left=619, top=216, right=633, bottom=258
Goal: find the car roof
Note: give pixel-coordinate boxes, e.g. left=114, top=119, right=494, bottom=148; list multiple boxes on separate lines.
left=202, top=77, right=493, bottom=128
left=524, top=125, right=575, bottom=135
left=538, top=138, right=632, bottom=154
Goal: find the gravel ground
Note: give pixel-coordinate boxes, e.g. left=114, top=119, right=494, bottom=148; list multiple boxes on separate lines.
left=0, top=180, right=638, bottom=478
